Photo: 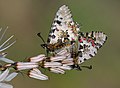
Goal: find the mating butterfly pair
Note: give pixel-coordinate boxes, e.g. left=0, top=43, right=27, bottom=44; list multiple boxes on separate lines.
left=38, top=5, right=107, bottom=70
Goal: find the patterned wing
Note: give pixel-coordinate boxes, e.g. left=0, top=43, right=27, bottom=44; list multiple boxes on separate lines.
left=77, top=31, right=107, bottom=64
left=47, top=5, right=80, bottom=44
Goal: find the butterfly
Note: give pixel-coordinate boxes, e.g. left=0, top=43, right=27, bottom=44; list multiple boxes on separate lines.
left=38, top=5, right=80, bottom=55
left=62, top=31, right=107, bottom=70
left=38, top=5, right=107, bottom=70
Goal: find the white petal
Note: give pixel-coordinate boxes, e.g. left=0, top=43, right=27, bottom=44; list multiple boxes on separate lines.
left=4, top=72, right=18, bottom=82
left=28, top=68, right=48, bottom=80
left=0, top=27, right=7, bottom=42
left=0, top=69, right=9, bottom=82
left=50, top=56, right=65, bottom=61
left=50, top=67, right=65, bottom=74
left=62, top=58, right=74, bottom=65
left=0, top=57, right=14, bottom=63
left=17, top=65, right=38, bottom=70
left=17, top=62, right=37, bottom=65
left=29, top=54, right=45, bottom=63
left=16, top=62, right=38, bottom=70
left=0, top=35, right=16, bottom=52
left=0, top=83, right=13, bottom=88
left=56, top=49, right=68, bottom=55
left=62, top=58, right=73, bottom=63
left=0, top=53, right=7, bottom=58
left=29, top=73, right=48, bottom=80
left=44, top=62, right=62, bottom=68
left=31, top=68, right=42, bottom=74
left=62, top=62, right=74, bottom=66
left=58, top=65, right=72, bottom=70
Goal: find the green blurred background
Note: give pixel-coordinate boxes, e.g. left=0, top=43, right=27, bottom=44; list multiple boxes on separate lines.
left=0, top=0, right=120, bottom=88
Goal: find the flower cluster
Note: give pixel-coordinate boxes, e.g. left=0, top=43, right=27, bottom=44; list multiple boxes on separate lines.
left=0, top=27, right=17, bottom=88
left=0, top=27, right=76, bottom=88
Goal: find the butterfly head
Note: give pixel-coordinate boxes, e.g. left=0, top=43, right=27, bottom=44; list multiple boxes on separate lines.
left=41, top=44, right=48, bottom=49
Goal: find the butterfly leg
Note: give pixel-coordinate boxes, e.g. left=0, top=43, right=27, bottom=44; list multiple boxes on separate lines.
left=81, top=65, right=92, bottom=70
left=76, top=65, right=82, bottom=71
left=71, top=64, right=82, bottom=71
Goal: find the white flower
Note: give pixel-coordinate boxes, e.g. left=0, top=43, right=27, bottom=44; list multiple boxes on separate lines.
left=0, top=69, right=18, bottom=88
left=0, top=27, right=16, bottom=64
left=56, top=49, right=69, bottom=56
left=29, top=54, right=45, bottom=63
left=49, top=67, right=65, bottom=74
left=50, top=56, right=66, bottom=61
left=44, top=62, right=62, bottom=68
left=28, top=68, right=48, bottom=80
left=58, top=65, right=72, bottom=70
left=15, top=62, right=38, bottom=70
left=62, top=58, right=74, bottom=65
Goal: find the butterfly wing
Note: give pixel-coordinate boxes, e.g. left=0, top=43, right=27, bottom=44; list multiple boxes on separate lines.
left=77, top=31, right=107, bottom=64
left=47, top=5, right=80, bottom=45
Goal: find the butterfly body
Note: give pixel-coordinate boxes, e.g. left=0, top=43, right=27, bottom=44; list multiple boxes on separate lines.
left=41, top=42, right=70, bottom=52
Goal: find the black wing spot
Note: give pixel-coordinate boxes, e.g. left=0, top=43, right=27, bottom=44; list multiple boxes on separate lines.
left=48, top=34, right=51, bottom=37
left=51, top=35, right=56, bottom=39
left=67, top=35, right=70, bottom=37
left=89, top=54, right=93, bottom=57
left=78, top=51, right=82, bottom=57
left=79, top=45, right=83, bottom=50
left=51, top=29, right=55, bottom=33
left=86, top=32, right=88, bottom=37
left=56, top=20, right=61, bottom=25
left=80, top=60, right=82, bottom=62
left=94, top=51, right=97, bottom=55
left=47, top=38, right=50, bottom=43
left=56, top=15, right=59, bottom=18
left=64, top=37, right=69, bottom=41
left=80, top=32, right=84, bottom=37
left=60, top=17, right=63, bottom=20
left=91, top=31, right=94, bottom=37
left=84, top=58, right=87, bottom=61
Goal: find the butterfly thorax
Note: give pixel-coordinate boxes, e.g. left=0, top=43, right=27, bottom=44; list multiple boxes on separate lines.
left=41, top=41, right=72, bottom=54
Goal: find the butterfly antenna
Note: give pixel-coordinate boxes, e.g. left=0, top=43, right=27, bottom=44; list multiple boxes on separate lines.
left=37, top=32, right=46, bottom=44
left=37, top=32, right=49, bottom=55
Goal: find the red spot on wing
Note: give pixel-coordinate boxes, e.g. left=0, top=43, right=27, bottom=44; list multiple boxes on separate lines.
left=72, top=38, right=75, bottom=41
left=88, top=39, right=95, bottom=47
left=83, top=38, right=86, bottom=40
left=79, top=39, right=83, bottom=43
